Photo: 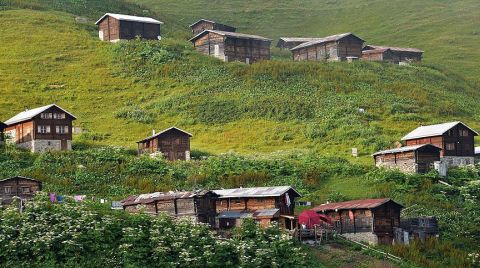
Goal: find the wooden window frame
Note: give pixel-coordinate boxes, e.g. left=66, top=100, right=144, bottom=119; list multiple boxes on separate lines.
left=4, top=186, right=12, bottom=194
left=21, top=187, right=30, bottom=194
left=446, top=143, right=455, bottom=151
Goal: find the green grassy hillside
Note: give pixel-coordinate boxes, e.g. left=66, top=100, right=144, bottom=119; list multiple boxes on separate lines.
left=131, top=0, right=480, bottom=82
left=1, top=7, right=479, bottom=160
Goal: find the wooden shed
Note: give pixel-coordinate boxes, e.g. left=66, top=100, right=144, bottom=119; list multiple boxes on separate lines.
left=3, top=104, right=76, bottom=152
left=137, top=127, right=192, bottom=161
left=95, top=13, right=163, bottom=42
left=290, top=33, right=365, bottom=62
left=0, top=176, right=42, bottom=205
left=190, top=19, right=236, bottom=36
left=276, top=37, right=321, bottom=50
left=121, top=190, right=218, bottom=226
left=213, top=186, right=301, bottom=229
left=373, top=144, right=441, bottom=173
left=362, top=45, right=423, bottom=64
left=190, top=30, right=272, bottom=64
left=312, top=198, right=403, bottom=245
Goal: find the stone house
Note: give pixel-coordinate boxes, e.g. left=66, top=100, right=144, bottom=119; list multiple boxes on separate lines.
left=373, top=144, right=442, bottom=173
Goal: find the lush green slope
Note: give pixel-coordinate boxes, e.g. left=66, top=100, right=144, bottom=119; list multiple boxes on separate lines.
left=130, top=0, right=480, bottom=82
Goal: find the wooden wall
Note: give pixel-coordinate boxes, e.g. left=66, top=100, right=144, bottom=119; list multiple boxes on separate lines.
left=0, top=178, right=42, bottom=205
left=293, top=36, right=362, bottom=62
left=98, top=16, right=120, bottom=41
left=138, top=129, right=190, bottom=161
left=119, top=20, right=160, bottom=40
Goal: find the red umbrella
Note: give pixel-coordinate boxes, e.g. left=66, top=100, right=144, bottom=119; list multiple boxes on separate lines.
left=298, top=210, right=321, bottom=229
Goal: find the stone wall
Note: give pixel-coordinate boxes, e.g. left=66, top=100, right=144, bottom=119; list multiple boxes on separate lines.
left=341, top=232, right=379, bottom=245
left=375, top=161, right=417, bottom=174
left=32, top=140, right=62, bottom=153
left=435, top=156, right=475, bottom=177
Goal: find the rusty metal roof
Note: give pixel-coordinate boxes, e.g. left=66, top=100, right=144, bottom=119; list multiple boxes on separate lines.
left=364, top=45, right=423, bottom=53
left=253, top=208, right=280, bottom=218
left=290, top=33, right=364, bottom=51
left=4, top=104, right=76, bottom=126
left=190, top=29, right=272, bottom=42
left=372, top=144, right=441, bottom=156
left=401, top=121, right=478, bottom=140
left=95, top=13, right=163, bottom=25
left=121, top=190, right=212, bottom=206
left=137, top=126, right=192, bottom=143
left=213, top=186, right=300, bottom=199
left=312, top=198, right=403, bottom=212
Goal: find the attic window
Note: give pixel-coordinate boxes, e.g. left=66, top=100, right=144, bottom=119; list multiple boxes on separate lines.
left=53, top=113, right=66, bottom=119
left=40, top=113, right=53, bottom=119
left=459, top=130, right=469, bottom=137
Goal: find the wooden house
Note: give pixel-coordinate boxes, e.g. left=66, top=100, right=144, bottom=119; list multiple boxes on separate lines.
left=395, top=216, right=439, bottom=244
left=373, top=144, right=441, bottom=173
left=312, top=198, right=403, bottom=245
left=401, top=121, right=478, bottom=167
left=276, top=37, right=321, bottom=50
left=137, top=127, right=192, bottom=161
left=95, top=13, right=163, bottom=42
left=290, top=33, right=365, bottom=62
left=213, top=186, right=301, bottom=229
left=190, top=19, right=236, bottom=36
left=190, top=30, right=272, bottom=64
left=0, top=176, right=42, bottom=205
left=121, top=190, right=218, bottom=226
left=362, top=45, right=423, bottom=64
left=3, top=104, right=76, bottom=153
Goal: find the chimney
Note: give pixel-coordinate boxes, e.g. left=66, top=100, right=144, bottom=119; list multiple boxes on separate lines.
left=152, top=129, right=156, bottom=135
left=24, top=106, right=29, bottom=112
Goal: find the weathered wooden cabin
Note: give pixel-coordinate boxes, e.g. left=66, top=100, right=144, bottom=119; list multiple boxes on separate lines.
left=213, top=186, right=301, bottom=229
left=395, top=216, right=439, bottom=244
left=373, top=144, right=441, bottom=173
left=121, top=190, right=218, bottom=226
left=312, top=198, right=403, bottom=245
left=0, top=176, right=42, bottom=205
left=3, top=104, right=76, bottom=152
left=190, top=30, right=272, bottom=64
left=190, top=19, right=236, bottom=35
left=401, top=122, right=478, bottom=167
left=95, top=13, right=163, bottom=42
left=290, top=33, right=365, bottom=62
left=137, top=127, right=192, bottom=161
left=362, top=45, right=423, bottom=64
left=276, top=37, right=321, bottom=50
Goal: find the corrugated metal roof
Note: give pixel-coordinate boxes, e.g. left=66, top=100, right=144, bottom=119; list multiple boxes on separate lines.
left=362, top=48, right=390, bottom=55
left=4, top=104, right=77, bottom=126
left=137, top=127, right=192, bottom=143
left=190, top=30, right=272, bottom=42
left=278, top=37, right=323, bottom=43
left=95, top=13, right=163, bottom=25
left=218, top=211, right=253, bottom=219
left=290, top=33, right=364, bottom=51
left=365, top=45, right=423, bottom=53
left=189, top=19, right=216, bottom=27
left=372, top=144, right=441, bottom=156
left=213, top=186, right=300, bottom=198
left=312, top=198, right=403, bottom=212
left=121, top=190, right=210, bottom=206
left=253, top=208, right=280, bottom=218
left=401, top=121, right=479, bottom=140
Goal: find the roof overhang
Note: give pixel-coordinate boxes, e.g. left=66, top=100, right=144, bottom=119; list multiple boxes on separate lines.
left=137, top=127, right=193, bottom=143
left=95, top=13, right=163, bottom=25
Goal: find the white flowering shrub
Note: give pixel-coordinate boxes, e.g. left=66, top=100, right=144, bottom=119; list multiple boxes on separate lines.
left=0, top=193, right=306, bottom=267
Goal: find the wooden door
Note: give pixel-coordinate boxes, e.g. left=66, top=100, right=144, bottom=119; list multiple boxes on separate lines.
left=61, top=140, right=68, bottom=150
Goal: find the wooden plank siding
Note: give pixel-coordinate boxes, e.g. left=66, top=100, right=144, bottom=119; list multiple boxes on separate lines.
left=292, top=35, right=363, bottom=62
left=137, top=128, right=191, bottom=161
left=0, top=177, right=42, bottom=205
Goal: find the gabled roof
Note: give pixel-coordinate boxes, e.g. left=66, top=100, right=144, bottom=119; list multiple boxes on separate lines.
left=364, top=45, right=423, bottom=53
left=137, top=127, right=192, bottom=143
left=213, top=186, right=300, bottom=199
left=189, top=19, right=235, bottom=29
left=290, top=33, right=364, bottom=51
left=401, top=121, right=479, bottom=141
left=278, top=37, right=323, bottom=43
left=372, top=144, right=442, bottom=156
left=4, top=104, right=77, bottom=126
left=312, top=198, right=403, bottom=212
left=121, top=190, right=213, bottom=206
left=95, top=13, right=163, bottom=25
left=0, top=176, right=42, bottom=183
left=189, top=30, right=272, bottom=42
left=362, top=48, right=391, bottom=55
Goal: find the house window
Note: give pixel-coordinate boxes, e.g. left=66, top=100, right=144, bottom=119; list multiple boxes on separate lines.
left=38, top=125, right=51, bottom=134
left=21, top=187, right=30, bottom=193
left=53, top=113, right=66, bottom=119
left=40, top=113, right=53, bottom=119
left=234, top=198, right=241, bottom=204
left=4, top=186, right=12, bottom=194
left=460, top=130, right=469, bottom=137
left=56, top=126, right=69, bottom=134
left=446, top=143, right=455, bottom=151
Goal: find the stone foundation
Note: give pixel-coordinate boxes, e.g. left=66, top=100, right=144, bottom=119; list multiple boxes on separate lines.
left=435, top=156, right=475, bottom=176
left=341, top=232, right=378, bottom=245
left=16, top=140, right=71, bottom=153
left=376, top=161, right=417, bottom=174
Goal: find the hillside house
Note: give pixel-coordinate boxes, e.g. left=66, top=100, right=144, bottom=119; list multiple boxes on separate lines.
left=3, top=104, right=76, bottom=152
left=0, top=176, right=42, bottom=206
left=401, top=122, right=478, bottom=167
left=276, top=37, right=321, bottom=50
left=95, top=13, right=163, bottom=42
left=290, top=33, right=365, bottom=62
left=190, top=30, right=272, bottom=64
left=362, top=45, right=423, bottom=64
left=190, top=19, right=236, bottom=35
left=121, top=190, right=218, bottom=226
left=137, top=127, right=192, bottom=161
left=373, top=144, right=441, bottom=173
left=312, top=198, right=403, bottom=245
left=213, top=186, right=301, bottom=229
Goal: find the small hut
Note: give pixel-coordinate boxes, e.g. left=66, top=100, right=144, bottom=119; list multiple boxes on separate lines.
left=137, top=127, right=192, bottom=161
left=0, top=176, right=43, bottom=205
left=190, top=19, right=236, bottom=35
left=362, top=45, right=423, bottom=63
left=95, top=13, right=163, bottom=42
left=373, top=144, right=442, bottom=173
